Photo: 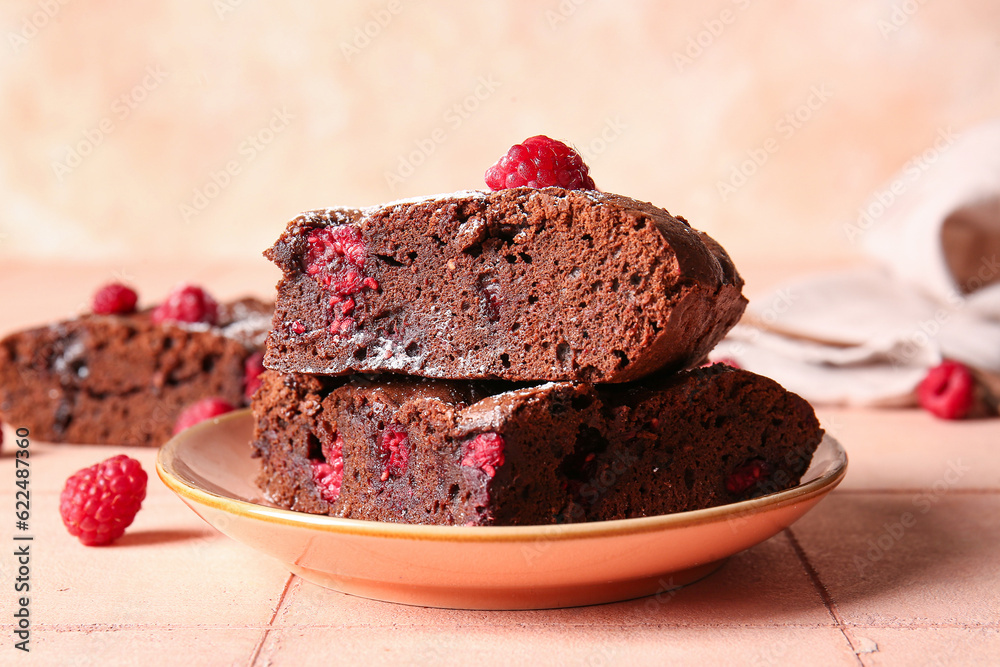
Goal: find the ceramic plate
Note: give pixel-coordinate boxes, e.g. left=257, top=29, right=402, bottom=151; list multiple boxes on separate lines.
left=157, top=409, right=847, bottom=610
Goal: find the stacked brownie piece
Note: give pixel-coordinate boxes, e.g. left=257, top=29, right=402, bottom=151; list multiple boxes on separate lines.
left=252, top=187, right=824, bottom=525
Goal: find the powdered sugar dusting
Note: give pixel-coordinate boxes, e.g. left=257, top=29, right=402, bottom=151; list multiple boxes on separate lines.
left=170, top=304, right=272, bottom=349
left=301, top=190, right=489, bottom=223
left=365, top=190, right=487, bottom=214
left=220, top=311, right=272, bottom=347
left=53, top=337, right=87, bottom=378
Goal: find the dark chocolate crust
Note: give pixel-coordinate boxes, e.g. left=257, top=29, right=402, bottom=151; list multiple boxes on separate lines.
left=251, top=364, right=823, bottom=526
left=264, top=188, right=747, bottom=383
left=0, top=298, right=272, bottom=446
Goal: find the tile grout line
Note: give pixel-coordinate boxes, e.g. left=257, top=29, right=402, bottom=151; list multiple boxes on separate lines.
left=785, top=528, right=866, bottom=667
left=13, top=620, right=1000, bottom=632
left=247, top=573, right=296, bottom=667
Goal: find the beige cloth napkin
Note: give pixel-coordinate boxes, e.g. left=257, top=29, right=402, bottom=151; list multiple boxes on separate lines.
left=711, top=120, right=1000, bottom=406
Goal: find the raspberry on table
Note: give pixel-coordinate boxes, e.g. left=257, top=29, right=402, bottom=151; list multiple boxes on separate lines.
left=918, top=360, right=975, bottom=420
left=485, top=135, right=596, bottom=191
left=151, top=284, right=219, bottom=325
left=92, top=283, right=139, bottom=315
left=172, top=397, right=236, bottom=434
left=59, top=454, right=147, bottom=546
left=243, top=351, right=266, bottom=400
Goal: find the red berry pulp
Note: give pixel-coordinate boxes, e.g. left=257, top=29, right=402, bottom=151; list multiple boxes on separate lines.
left=461, top=432, right=506, bottom=478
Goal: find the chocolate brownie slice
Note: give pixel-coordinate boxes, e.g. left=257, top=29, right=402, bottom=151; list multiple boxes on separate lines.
left=0, top=298, right=272, bottom=446
left=264, top=187, right=746, bottom=383
left=251, top=364, right=822, bottom=525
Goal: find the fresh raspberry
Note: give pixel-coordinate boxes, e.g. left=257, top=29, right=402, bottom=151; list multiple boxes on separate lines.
left=918, top=360, right=975, bottom=420
left=172, top=397, right=236, bottom=434
left=379, top=427, right=409, bottom=481
left=461, top=432, right=506, bottom=478
left=485, top=135, right=596, bottom=191
left=243, top=351, right=265, bottom=400
left=726, top=459, right=770, bottom=495
left=151, top=284, right=219, bottom=325
left=59, top=455, right=147, bottom=546
left=92, top=283, right=138, bottom=315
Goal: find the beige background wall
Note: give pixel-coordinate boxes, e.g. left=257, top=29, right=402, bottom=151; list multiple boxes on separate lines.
left=1, top=0, right=998, bottom=267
